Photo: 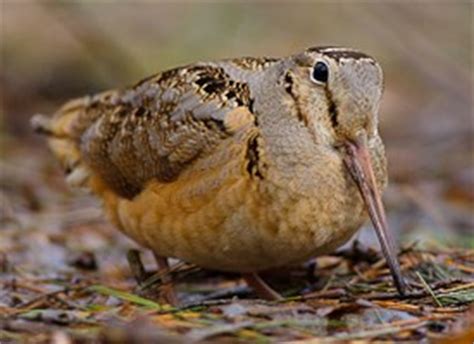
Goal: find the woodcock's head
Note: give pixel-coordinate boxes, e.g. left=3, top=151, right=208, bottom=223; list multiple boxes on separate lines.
left=258, top=46, right=406, bottom=294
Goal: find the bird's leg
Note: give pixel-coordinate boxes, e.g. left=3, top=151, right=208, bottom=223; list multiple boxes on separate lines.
left=127, top=249, right=148, bottom=284
left=242, top=273, right=283, bottom=301
left=153, top=253, right=179, bottom=306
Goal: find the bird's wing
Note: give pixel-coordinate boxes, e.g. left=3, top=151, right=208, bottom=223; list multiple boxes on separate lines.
left=33, top=63, right=257, bottom=199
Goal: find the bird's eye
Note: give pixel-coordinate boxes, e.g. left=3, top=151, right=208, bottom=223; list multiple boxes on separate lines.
left=311, top=61, right=329, bottom=84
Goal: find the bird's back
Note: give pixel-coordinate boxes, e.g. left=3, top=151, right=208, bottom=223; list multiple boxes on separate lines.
left=33, top=62, right=263, bottom=194
left=31, top=59, right=288, bottom=269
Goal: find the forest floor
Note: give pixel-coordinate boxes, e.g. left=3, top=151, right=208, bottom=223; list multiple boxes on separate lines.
left=1, top=145, right=473, bottom=343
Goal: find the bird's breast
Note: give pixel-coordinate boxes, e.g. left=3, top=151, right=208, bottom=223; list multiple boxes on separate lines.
left=95, top=136, right=378, bottom=272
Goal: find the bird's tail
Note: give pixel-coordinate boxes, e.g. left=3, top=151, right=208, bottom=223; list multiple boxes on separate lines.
left=31, top=96, right=94, bottom=190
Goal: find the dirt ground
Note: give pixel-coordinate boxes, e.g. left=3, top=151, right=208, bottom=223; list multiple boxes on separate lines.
left=1, top=2, right=473, bottom=342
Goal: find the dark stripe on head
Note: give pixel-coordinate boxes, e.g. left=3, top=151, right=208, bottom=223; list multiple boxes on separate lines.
left=324, top=87, right=339, bottom=128
left=307, top=46, right=342, bottom=53
left=308, top=47, right=376, bottom=63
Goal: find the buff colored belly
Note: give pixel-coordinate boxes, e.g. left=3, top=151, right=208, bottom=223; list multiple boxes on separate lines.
left=101, top=168, right=367, bottom=272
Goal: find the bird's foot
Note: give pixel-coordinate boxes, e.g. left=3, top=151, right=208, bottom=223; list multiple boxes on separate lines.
left=242, top=273, right=283, bottom=301
left=153, top=254, right=179, bottom=306
left=126, top=249, right=179, bottom=306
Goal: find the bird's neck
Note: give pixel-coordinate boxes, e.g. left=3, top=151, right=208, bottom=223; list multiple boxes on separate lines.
left=256, top=112, right=333, bottom=196
left=256, top=110, right=387, bottom=200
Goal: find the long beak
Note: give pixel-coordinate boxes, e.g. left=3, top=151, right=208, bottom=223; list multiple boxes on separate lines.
left=343, top=134, right=407, bottom=295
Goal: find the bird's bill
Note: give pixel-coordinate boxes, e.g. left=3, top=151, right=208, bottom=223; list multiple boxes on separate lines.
left=344, top=135, right=407, bottom=295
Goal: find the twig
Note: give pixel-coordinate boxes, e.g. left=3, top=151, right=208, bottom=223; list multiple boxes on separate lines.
left=416, top=272, right=443, bottom=307
left=281, top=288, right=347, bottom=303
left=188, top=321, right=255, bottom=341
left=13, top=286, right=88, bottom=314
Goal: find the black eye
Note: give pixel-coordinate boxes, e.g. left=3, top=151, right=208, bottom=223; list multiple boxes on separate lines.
left=311, top=61, right=329, bottom=84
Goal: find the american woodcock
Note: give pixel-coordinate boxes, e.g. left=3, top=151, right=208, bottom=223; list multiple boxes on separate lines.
left=32, top=46, right=406, bottom=303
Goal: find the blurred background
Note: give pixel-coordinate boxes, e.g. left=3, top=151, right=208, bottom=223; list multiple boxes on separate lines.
left=1, top=1, right=473, bottom=273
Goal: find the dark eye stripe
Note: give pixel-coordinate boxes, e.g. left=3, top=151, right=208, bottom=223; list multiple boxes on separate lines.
left=324, top=87, right=339, bottom=128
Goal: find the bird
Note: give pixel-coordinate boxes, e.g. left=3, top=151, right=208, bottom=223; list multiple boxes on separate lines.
left=32, top=46, right=406, bottom=303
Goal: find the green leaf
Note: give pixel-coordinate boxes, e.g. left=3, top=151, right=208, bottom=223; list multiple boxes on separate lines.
left=88, top=285, right=168, bottom=310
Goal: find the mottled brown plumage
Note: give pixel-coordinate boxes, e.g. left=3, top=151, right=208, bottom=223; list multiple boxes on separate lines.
left=32, top=46, right=406, bottom=302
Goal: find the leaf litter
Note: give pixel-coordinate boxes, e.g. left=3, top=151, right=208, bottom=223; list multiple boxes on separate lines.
left=1, top=147, right=473, bottom=343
